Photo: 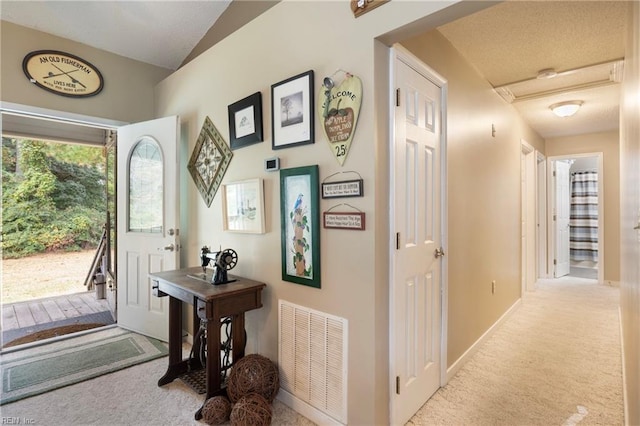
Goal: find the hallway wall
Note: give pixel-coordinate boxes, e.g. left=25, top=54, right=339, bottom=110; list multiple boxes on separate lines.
left=546, top=131, right=620, bottom=283
left=400, top=30, right=544, bottom=368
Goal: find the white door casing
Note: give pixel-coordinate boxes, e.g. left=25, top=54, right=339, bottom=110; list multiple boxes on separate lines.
left=536, top=153, right=547, bottom=279
left=117, top=116, right=179, bottom=341
left=521, top=141, right=537, bottom=292
left=390, top=45, right=445, bottom=425
left=554, top=160, right=571, bottom=278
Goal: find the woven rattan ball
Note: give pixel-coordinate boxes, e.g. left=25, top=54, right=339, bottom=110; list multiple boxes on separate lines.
left=201, top=395, right=232, bottom=425
left=230, top=393, right=273, bottom=426
left=227, top=354, right=280, bottom=403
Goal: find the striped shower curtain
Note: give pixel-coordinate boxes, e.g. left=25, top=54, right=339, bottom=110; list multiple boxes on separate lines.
left=569, top=171, right=599, bottom=262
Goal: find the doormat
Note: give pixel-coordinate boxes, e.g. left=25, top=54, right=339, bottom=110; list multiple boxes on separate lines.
left=3, top=323, right=107, bottom=348
left=0, top=327, right=168, bottom=405
left=2, top=310, right=116, bottom=347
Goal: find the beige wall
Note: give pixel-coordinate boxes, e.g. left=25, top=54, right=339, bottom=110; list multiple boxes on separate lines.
left=545, top=131, right=620, bottom=283
left=0, top=21, right=171, bottom=123
left=620, top=1, right=640, bottom=423
left=154, top=2, right=469, bottom=424
left=400, top=30, right=544, bottom=366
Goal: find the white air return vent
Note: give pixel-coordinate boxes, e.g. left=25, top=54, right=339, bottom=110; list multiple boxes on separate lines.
left=279, top=300, right=348, bottom=424
left=493, top=59, right=624, bottom=103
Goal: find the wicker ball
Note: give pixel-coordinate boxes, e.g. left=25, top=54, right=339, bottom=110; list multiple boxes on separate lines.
left=201, top=395, right=232, bottom=425
left=230, top=393, right=272, bottom=426
left=227, top=354, right=280, bottom=403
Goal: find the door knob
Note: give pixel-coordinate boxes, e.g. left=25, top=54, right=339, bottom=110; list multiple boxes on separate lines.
left=434, top=247, right=445, bottom=258
left=163, top=244, right=175, bottom=252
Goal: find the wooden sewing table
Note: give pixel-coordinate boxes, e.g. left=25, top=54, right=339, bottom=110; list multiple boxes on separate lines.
left=149, top=266, right=266, bottom=420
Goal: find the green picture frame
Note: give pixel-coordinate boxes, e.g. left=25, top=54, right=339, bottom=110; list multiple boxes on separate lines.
left=280, top=165, right=320, bottom=288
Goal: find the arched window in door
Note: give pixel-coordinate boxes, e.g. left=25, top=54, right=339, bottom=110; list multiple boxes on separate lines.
left=128, top=137, right=163, bottom=233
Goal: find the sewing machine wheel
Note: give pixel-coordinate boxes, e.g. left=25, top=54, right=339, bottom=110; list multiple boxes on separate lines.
left=217, top=248, right=238, bottom=270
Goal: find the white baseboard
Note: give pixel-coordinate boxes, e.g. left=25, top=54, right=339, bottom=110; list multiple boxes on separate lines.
left=276, top=389, right=344, bottom=426
left=446, top=298, right=522, bottom=382
left=619, top=307, right=629, bottom=426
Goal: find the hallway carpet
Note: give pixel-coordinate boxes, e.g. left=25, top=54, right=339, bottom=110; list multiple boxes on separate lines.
left=408, top=277, right=623, bottom=425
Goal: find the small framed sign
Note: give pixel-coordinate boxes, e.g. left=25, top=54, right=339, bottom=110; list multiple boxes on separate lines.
left=321, top=179, right=363, bottom=199
left=323, top=212, right=365, bottom=230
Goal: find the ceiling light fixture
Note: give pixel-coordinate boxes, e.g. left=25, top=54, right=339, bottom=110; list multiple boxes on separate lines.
left=550, top=100, right=583, bottom=117
left=536, top=68, right=558, bottom=79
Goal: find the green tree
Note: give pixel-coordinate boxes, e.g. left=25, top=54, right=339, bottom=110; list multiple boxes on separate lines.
left=1, top=138, right=106, bottom=258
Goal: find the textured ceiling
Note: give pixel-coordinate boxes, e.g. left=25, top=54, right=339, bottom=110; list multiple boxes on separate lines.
left=0, top=1, right=628, bottom=139
left=438, top=1, right=627, bottom=86
left=437, top=0, right=627, bottom=138
left=0, top=1, right=231, bottom=70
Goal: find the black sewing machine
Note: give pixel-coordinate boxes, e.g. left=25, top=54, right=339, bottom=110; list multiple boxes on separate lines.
left=199, top=246, right=238, bottom=285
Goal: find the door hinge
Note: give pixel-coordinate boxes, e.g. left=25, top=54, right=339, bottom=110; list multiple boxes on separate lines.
left=554, top=259, right=557, bottom=265
left=396, top=232, right=400, bottom=250
left=396, top=88, right=400, bottom=107
left=553, top=171, right=556, bottom=177
left=396, top=376, right=400, bottom=394
left=553, top=214, right=556, bottom=221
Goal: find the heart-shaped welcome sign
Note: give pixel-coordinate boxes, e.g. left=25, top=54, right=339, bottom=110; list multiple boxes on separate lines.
left=318, top=74, right=362, bottom=166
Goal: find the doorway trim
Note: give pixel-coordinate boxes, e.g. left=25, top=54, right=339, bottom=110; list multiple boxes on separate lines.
left=1, top=101, right=126, bottom=129
left=547, top=153, right=604, bottom=283
left=536, top=151, right=548, bottom=279
left=521, top=140, right=537, bottom=293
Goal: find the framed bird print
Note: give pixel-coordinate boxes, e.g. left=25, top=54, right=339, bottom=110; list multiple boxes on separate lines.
left=280, top=165, right=320, bottom=288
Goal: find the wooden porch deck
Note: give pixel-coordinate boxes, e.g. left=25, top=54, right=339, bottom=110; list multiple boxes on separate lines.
left=2, top=291, right=111, bottom=331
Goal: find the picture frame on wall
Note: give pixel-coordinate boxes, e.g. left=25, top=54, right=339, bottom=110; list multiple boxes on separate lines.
left=228, top=92, right=263, bottom=150
left=280, top=165, right=320, bottom=288
left=222, top=178, right=266, bottom=234
left=271, top=70, right=314, bottom=150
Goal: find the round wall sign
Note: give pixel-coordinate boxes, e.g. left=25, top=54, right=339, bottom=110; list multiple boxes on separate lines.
left=22, top=50, right=104, bottom=98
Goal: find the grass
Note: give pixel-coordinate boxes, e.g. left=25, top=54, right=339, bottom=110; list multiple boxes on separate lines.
left=1, top=250, right=96, bottom=304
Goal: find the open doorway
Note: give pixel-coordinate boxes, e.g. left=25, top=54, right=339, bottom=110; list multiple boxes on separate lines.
left=548, top=154, right=604, bottom=282
left=1, top=111, right=118, bottom=348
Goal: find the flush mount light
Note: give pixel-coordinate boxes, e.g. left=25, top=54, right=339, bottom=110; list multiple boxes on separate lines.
left=550, top=100, right=583, bottom=117
left=537, top=68, right=558, bottom=79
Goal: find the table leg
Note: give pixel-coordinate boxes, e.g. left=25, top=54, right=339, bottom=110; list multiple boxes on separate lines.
left=194, top=315, right=223, bottom=420
left=158, top=296, right=186, bottom=386
left=232, top=314, right=246, bottom=361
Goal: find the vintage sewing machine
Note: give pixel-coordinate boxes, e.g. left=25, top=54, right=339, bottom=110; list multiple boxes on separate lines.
left=197, top=246, right=238, bottom=285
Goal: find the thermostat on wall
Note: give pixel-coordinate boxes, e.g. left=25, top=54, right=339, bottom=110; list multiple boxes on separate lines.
left=265, top=157, right=280, bottom=172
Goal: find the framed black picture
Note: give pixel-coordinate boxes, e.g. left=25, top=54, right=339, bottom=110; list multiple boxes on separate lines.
left=280, top=165, right=320, bottom=288
left=271, top=70, right=314, bottom=150
left=228, top=92, right=263, bottom=150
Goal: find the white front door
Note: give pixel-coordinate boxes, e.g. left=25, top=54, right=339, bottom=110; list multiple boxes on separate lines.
left=117, top=116, right=179, bottom=341
left=554, top=160, right=571, bottom=277
left=391, top=46, right=444, bottom=425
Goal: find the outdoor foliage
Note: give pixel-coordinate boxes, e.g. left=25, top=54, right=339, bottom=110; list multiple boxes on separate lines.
left=1, top=138, right=106, bottom=258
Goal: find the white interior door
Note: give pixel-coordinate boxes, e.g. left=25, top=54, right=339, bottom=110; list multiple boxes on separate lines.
left=391, top=47, right=443, bottom=425
left=554, top=160, right=571, bottom=277
left=117, top=116, right=179, bottom=341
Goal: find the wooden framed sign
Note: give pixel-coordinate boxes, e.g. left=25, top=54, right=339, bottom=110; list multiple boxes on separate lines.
left=321, top=179, right=363, bottom=199
left=323, top=212, right=365, bottom=230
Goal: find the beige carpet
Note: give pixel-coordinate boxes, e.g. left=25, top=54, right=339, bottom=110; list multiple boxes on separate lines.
left=0, top=334, right=315, bottom=426
left=409, top=277, right=624, bottom=426
left=1, top=277, right=623, bottom=425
